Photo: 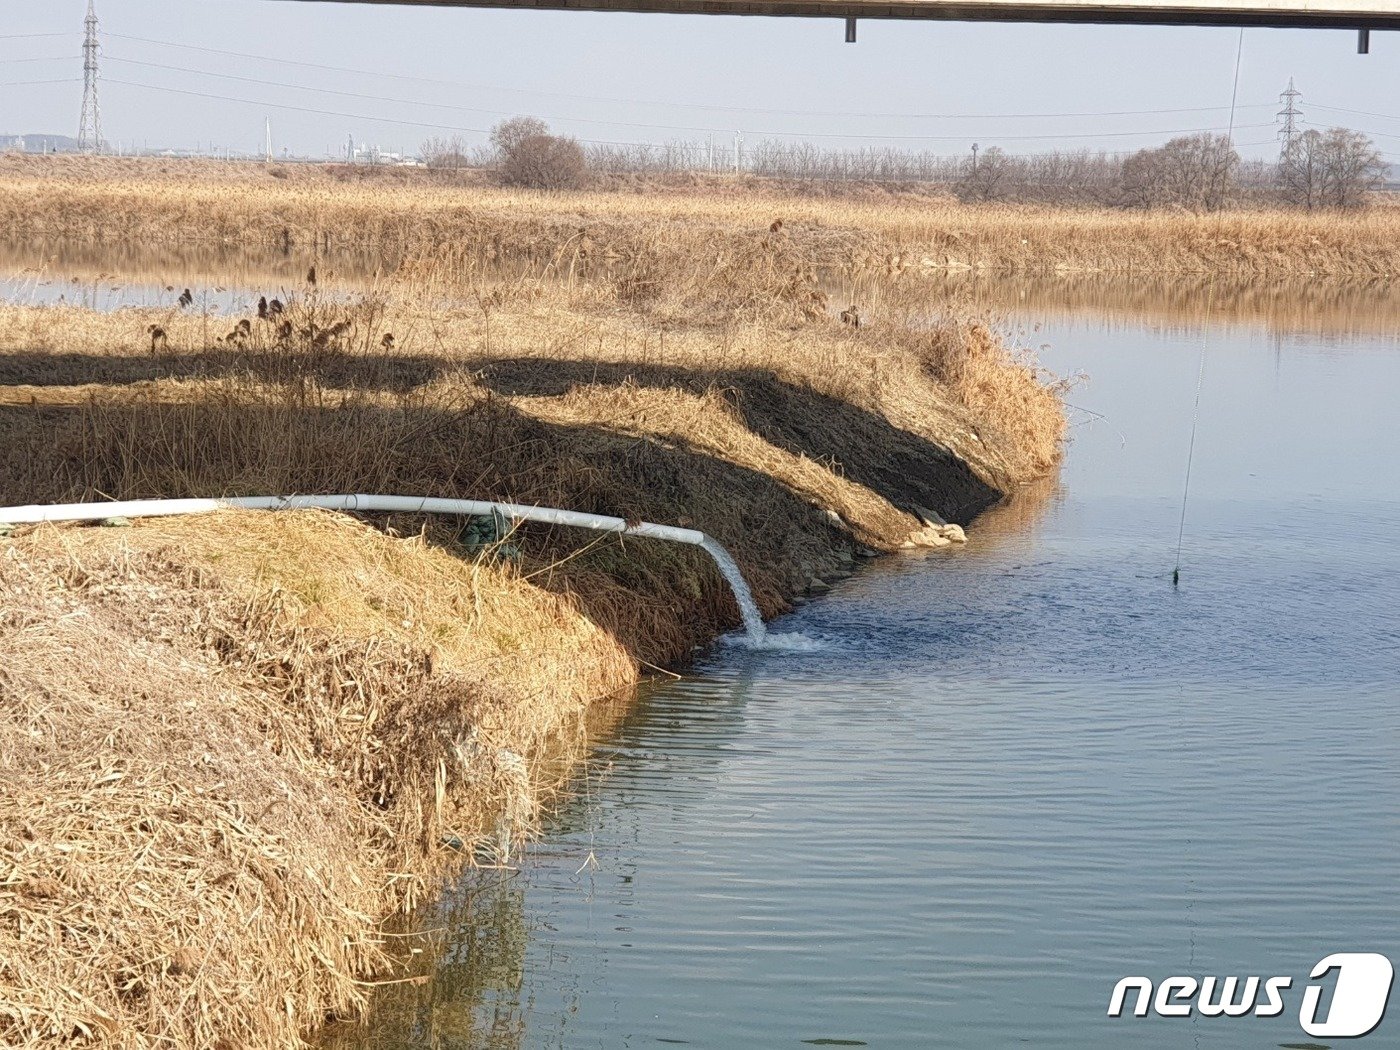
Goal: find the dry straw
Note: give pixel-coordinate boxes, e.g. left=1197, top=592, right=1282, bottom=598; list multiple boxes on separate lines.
left=1, top=512, right=632, bottom=1049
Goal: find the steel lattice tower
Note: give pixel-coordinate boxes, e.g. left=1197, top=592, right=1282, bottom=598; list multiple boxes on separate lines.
left=78, top=0, right=102, bottom=154
left=1277, top=77, right=1302, bottom=160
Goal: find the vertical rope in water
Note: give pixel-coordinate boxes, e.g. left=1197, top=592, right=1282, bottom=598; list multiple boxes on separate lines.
left=1173, top=306, right=1211, bottom=589
left=1174, top=27, right=1245, bottom=590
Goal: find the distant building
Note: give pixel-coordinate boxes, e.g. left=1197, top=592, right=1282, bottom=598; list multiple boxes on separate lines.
left=350, top=144, right=407, bottom=165
left=0, top=133, right=83, bottom=154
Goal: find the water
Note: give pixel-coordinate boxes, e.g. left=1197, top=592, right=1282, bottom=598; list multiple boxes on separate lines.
left=693, top=540, right=820, bottom=651
left=328, top=304, right=1400, bottom=1049
left=9, top=239, right=1400, bottom=339
left=0, top=237, right=391, bottom=312
left=697, top=536, right=767, bottom=645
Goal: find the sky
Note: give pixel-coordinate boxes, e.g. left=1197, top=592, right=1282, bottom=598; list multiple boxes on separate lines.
left=1, top=0, right=1398, bottom=163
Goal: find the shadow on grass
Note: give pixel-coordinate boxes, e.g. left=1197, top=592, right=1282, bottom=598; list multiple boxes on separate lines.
left=0, top=349, right=1002, bottom=524
left=474, top=356, right=1000, bottom=524
left=0, top=349, right=446, bottom=394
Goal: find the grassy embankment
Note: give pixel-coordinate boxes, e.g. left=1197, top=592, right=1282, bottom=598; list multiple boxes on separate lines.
left=3, top=154, right=1400, bottom=277
left=0, top=157, right=1066, bottom=1048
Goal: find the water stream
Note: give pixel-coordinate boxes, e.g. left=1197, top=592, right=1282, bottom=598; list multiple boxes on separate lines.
left=697, top=536, right=767, bottom=645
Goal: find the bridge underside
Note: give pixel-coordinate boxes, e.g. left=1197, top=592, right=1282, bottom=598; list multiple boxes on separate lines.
left=286, top=0, right=1400, bottom=29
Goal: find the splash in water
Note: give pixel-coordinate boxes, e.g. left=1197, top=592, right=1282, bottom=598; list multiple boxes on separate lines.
left=698, top=537, right=828, bottom=651
left=723, top=630, right=827, bottom=652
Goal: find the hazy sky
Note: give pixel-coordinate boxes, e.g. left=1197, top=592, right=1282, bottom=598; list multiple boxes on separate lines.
left=2, top=0, right=1397, bottom=163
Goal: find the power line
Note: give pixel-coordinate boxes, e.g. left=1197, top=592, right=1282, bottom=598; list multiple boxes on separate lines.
left=103, top=31, right=1273, bottom=124
left=1310, top=102, right=1400, bottom=123
left=101, top=57, right=1274, bottom=142
left=105, top=75, right=1273, bottom=146
left=0, top=32, right=72, bottom=40
left=0, top=78, right=81, bottom=87
left=1302, top=121, right=1400, bottom=142
left=0, top=55, right=80, bottom=63
left=103, top=78, right=490, bottom=136
left=3, top=66, right=1287, bottom=161
left=100, top=56, right=755, bottom=135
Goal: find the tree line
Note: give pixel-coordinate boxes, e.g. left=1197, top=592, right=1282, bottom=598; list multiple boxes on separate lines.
left=423, top=119, right=1391, bottom=210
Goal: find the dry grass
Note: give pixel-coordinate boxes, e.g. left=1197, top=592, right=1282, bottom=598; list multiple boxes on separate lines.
left=3, top=154, right=1400, bottom=277
left=0, top=160, right=1070, bottom=1049
left=0, top=511, right=632, bottom=1049
left=0, top=237, right=1062, bottom=457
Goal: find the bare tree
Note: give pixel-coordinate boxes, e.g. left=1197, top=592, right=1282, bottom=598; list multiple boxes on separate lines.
left=1280, top=127, right=1385, bottom=210
left=417, top=123, right=1381, bottom=211
left=490, top=117, right=550, bottom=162
left=420, top=134, right=472, bottom=170
left=493, top=119, right=588, bottom=190
left=956, top=147, right=1016, bottom=202
left=1020, top=149, right=1121, bottom=205
left=1120, top=134, right=1238, bottom=211
left=587, top=139, right=709, bottom=174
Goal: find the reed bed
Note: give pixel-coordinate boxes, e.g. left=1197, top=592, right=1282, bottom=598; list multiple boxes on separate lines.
left=3, top=155, right=1400, bottom=277
left=0, top=287, right=1046, bottom=656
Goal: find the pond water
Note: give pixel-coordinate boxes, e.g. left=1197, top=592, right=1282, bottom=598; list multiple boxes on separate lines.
left=0, top=238, right=390, bottom=314
left=316, top=299, right=1400, bottom=1047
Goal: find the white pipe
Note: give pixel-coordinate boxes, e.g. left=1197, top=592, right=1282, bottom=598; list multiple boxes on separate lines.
left=0, top=494, right=700, bottom=542
left=0, top=494, right=766, bottom=639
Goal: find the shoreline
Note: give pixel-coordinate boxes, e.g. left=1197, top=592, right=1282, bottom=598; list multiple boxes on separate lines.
left=0, top=155, right=1067, bottom=1046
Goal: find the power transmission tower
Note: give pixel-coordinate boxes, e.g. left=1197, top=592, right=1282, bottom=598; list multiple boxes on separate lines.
left=78, top=0, right=102, bottom=154
left=1277, top=77, right=1302, bottom=160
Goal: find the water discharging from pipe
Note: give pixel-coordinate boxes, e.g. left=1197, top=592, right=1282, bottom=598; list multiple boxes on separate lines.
left=700, top=538, right=824, bottom=652
left=699, top=536, right=767, bottom=644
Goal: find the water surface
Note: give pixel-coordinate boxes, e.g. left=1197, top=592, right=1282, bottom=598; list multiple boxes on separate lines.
left=326, top=300, right=1400, bottom=1047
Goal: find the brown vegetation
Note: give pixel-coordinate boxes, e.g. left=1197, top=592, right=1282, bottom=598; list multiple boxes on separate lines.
left=530, top=124, right=1388, bottom=212
left=910, top=270, right=1400, bottom=339
left=1119, top=134, right=1239, bottom=212
left=3, top=154, right=1400, bottom=277
left=1279, top=127, right=1388, bottom=210
left=490, top=118, right=588, bottom=191
left=1, top=511, right=631, bottom=1048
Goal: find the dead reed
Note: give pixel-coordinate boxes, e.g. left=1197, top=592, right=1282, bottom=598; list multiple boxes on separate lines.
left=3, top=154, right=1400, bottom=277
